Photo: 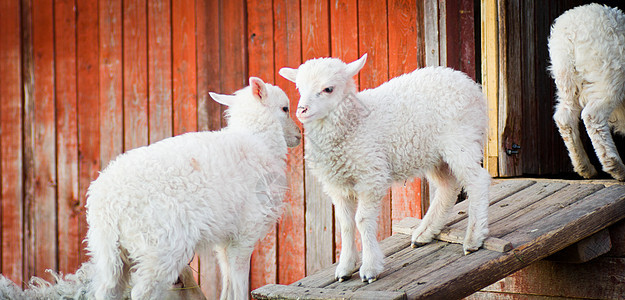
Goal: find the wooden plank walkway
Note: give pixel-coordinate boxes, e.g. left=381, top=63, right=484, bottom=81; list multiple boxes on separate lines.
left=252, top=179, right=625, bottom=299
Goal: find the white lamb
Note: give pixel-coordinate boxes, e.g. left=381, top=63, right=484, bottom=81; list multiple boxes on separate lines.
left=86, top=77, right=301, bottom=300
left=279, top=54, right=490, bottom=282
left=549, top=3, right=625, bottom=181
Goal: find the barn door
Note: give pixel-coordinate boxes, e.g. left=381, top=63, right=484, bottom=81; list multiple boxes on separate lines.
left=482, top=0, right=579, bottom=178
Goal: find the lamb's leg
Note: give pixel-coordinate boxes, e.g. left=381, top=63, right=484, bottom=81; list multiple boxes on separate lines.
left=554, top=101, right=598, bottom=178
left=333, top=195, right=358, bottom=282
left=411, top=163, right=460, bottom=247
left=355, top=194, right=384, bottom=283
left=215, top=246, right=232, bottom=300
left=224, top=245, right=253, bottom=300
left=581, top=99, right=625, bottom=180
left=460, top=166, right=491, bottom=254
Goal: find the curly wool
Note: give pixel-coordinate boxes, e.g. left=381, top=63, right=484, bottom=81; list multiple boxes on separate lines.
left=86, top=78, right=299, bottom=300
left=280, top=55, right=491, bottom=282
left=549, top=3, right=625, bottom=180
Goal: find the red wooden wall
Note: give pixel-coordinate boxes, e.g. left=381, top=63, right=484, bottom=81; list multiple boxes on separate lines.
left=0, top=0, right=475, bottom=296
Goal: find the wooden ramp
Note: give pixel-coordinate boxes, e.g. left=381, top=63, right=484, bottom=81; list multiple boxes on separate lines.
left=252, top=179, right=625, bottom=300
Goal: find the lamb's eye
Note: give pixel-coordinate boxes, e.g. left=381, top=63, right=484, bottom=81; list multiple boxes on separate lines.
left=323, top=87, right=334, bottom=94
left=282, top=106, right=289, bottom=113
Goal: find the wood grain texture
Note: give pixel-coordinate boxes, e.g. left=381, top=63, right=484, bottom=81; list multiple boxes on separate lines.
left=219, top=0, right=246, bottom=94
left=30, top=0, right=57, bottom=280
left=329, top=0, right=360, bottom=263
left=393, top=219, right=512, bottom=253
left=388, top=0, right=423, bottom=232
left=195, top=0, right=222, bottom=296
left=252, top=284, right=407, bottom=300
left=358, top=0, right=391, bottom=240
left=474, top=258, right=625, bottom=299
left=482, top=0, right=499, bottom=177
left=148, top=0, right=173, bottom=143
left=301, top=0, right=334, bottom=276
left=172, top=0, right=197, bottom=136
left=0, top=0, right=23, bottom=284
left=196, top=0, right=221, bottom=132
left=76, top=0, right=100, bottom=264
left=247, top=0, right=277, bottom=290
left=547, top=228, right=611, bottom=263
left=99, top=0, right=123, bottom=168
left=56, top=0, right=81, bottom=278
left=274, top=0, right=305, bottom=285
left=123, top=0, right=149, bottom=150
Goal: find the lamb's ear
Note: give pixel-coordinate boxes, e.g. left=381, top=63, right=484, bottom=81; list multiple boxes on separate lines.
left=279, top=67, right=298, bottom=83
left=346, top=53, right=367, bottom=77
left=209, top=92, right=236, bottom=107
left=249, top=77, right=268, bottom=102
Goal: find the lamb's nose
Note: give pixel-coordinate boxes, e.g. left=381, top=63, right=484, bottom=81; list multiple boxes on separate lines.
left=297, top=106, right=308, bottom=114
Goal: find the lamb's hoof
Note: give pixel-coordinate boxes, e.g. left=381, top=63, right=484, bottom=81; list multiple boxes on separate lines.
left=463, top=247, right=479, bottom=255
left=361, top=276, right=378, bottom=283
left=411, top=241, right=428, bottom=248
left=336, top=275, right=351, bottom=282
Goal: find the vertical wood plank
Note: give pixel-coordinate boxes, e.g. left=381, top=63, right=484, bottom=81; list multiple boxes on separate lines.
left=56, top=0, right=81, bottom=277
left=196, top=0, right=222, bottom=296
left=123, top=0, right=149, bottom=150
left=22, top=0, right=36, bottom=282
left=388, top=0, right=423, bottom=230
left=459, top=0, right=477, bottom=80
left=148, top=0, right=173, bottom=143
left=521, top=0, right=537, bottom=175
left=301, top=0, right=334, bottom=275
left=77, top=0, right=100, bottom=264
left=247, top=0, right=277, bottom=290
left=274, top=0, right=305, bottom=285
left=29, top=0, right=57, bottom=281
left=330, top=0, right=359, bottom=262
left=196, top=0, right=221, bottom=133
left=171, top=0, right=199, bottom=286
left=498, top=0, right=523, bottom=177
left=0, top=0, right=24, bottom=285
left=424, top=0, right=440, bottom=67
left=173, top=0, right=198, bottom=136
left=219, top=0, right=247, bottom=94
left=99, top=0, right=123, bottom=168
left=445, top=0, right=461, bottom=71
left=358, top=0, right=391, bottom=240
left=481, top=0, right=499, bottom=177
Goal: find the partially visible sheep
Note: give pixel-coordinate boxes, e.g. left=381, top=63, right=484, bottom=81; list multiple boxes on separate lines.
left=86, top=77, right=301, bottom=300
left=549, top=3, right=625, bottom=181
left=280, top=54, right=490, bottom=282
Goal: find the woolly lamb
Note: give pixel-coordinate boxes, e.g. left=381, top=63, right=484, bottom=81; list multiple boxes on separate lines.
left=279, top=54, right=490, bottom=282
left=549, top=3, right=625, bottom=181
left=86, top=77, right=301, bottom=300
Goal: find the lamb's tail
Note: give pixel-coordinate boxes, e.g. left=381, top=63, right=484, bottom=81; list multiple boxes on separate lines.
left=0, top=261, right=95, bottom=300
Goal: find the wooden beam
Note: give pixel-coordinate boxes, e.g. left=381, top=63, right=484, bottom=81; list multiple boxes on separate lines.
left=393, top=218, right=512, bottom=253
left=252, top=284, right=407, bottom=300
left=547, top=228, right=611, bottom=263
left=481, top=0, right=499, bottom=177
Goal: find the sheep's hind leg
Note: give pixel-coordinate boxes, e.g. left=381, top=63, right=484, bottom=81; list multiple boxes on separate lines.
left=582, top=97, right=625, bottom=181
left=355, top=193, right=385, bottom=283
left=554, top=100, right=598, bottom=178
left=224, top=244, right=254, bottom=300
left=332, top=194, right=358, bottom=282
left=459, top=165, right=490, bottom=254
left=411, top=163, right=460, bottom=248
